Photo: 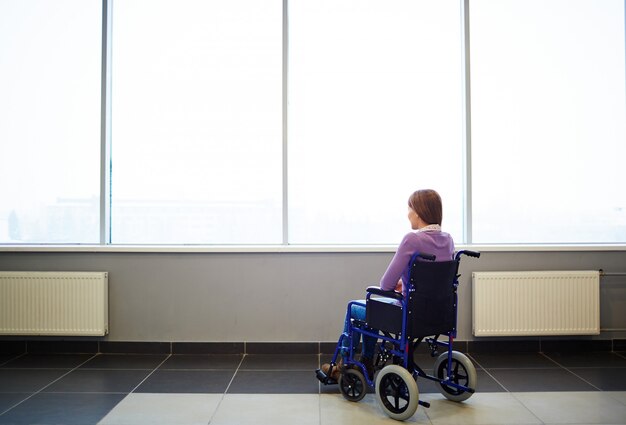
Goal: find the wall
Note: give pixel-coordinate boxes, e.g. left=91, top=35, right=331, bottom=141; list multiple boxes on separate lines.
left=0, top=250, right=625, bottom=343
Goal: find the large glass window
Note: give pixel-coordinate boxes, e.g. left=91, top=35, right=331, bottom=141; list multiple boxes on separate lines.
left=2, top=1, right=626, bottom=247
left=288, top=0, right=464, bottom=244
left=0, top=0, right=102, bottom=243
left=111, top=0, right=283, bottom=244
left=470, top=0, right=626, bottom=243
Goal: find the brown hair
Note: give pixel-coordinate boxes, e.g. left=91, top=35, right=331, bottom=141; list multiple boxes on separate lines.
left=408, top=189, right=443, bottom=225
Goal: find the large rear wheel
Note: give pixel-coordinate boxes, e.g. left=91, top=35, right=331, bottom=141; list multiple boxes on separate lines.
left=433, top=351, right=477, bottom=402
left=375, top=364, right=419, bottom=421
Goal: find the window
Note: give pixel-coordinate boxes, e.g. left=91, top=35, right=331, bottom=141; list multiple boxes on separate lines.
left=288, top=0, right=464, bottom=244
left=2, top=0, right=625, bottom=247
left=470, top=0, right=626, bottom=243
left=111, top=0, right=283, bottom=244
left=0, top=0, right=101, bottom=243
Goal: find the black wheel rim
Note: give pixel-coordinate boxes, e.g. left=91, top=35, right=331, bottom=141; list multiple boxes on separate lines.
left=378, top=372, right=410, bottom=414
left=437, top=358, right=469, bottom=395
left=340, top=370, right=365, bottom=401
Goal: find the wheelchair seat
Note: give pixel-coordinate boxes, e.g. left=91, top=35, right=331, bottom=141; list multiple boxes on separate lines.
left=366, top=258, right=459, bottom=339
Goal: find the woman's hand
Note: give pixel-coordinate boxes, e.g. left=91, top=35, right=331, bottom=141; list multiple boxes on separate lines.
left=394, top=279, right=403, bottom=293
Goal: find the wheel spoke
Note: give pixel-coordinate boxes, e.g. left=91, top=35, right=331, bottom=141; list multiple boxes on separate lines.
left=394, top=392, right=401, bottom=409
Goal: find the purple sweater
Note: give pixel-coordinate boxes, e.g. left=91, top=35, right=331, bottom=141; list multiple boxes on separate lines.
left=379, top=230, right=455, bottom=295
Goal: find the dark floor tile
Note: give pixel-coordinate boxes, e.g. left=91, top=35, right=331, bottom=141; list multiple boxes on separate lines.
left=540, top=339, right=612, bottom=353
left=487, top=368, right=598, bottom=392
left=0, top=356, right=19, bottom=367
left=469, top=352, right=558, bottom=369
left=0, top=369, right=69, bottom=392
left=0, top=392, right=125, bottom=425
left=570, top=368, right=626, bottom=390
left=246, top=342, right=318, bottom=354
left=474, top=369, right=507, bottom=393
left=543, top=352, right=626, bottom=368
left=134, top=370, right=233, bottom=393
left=468, top=340, right=541, bottom=353
left=0, top=393, right=30, bottom=414
left=228, top=370, right=319, bottom=394
left=159, top=354, right=242, bottom=370
left=0, top=342, right=26, bottom=356
left=1, top=354, right=94, bottom=369
left=172, top=342, right=244, bottom=355
left=99, top=341, right=170, bottom=354
left=240, top=354, right=318, bottom=370
left=43, top=369, right=151, bottom=393
left=80, top=353, right=167, bottom=369
left=27, top=341, right=99, bottom=355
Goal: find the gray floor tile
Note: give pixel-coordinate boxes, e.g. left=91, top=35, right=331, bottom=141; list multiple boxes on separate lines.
left=0, top=393, right=30, bottom=414
left=514, top=391, right=626, bottom=425
left=0, top=392, right=125, bottom=425
left=544, top=351, right=626, bottom=368
left=469, top=352, right=559, bottom=369
left=158, top=354, right=242, bottom=370
left=487, top=368, right=599, bottom=392
left=134, top=370, right=233, bottom=393
left=80, top=354, right=168, bottom=370
left=240, top=354, right=318, bottom=370
left=0, top=356, right=20, bottom=367
left=43, top=369, right=151, bottom=393
left=0, top=369, right=69, bottom=392
left=422, top=392, right=543, bottom=425
left=1, top=354, right=94, bottom=369
left=215, top=394, right=321, bottom=425
left=99, top=393, right=222, bottom=425
left=228, top=370, right=319, bottom=394
left=569, top=367, right=626, bottom=391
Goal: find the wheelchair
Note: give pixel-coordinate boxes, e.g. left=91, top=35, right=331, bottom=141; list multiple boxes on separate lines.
left=316, top=250, right=480, bottom=421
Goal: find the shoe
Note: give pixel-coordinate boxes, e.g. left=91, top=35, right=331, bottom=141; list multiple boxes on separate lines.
left=360, top=356, right=375, bottom=380
left=321, top=357, right=343, bottom=381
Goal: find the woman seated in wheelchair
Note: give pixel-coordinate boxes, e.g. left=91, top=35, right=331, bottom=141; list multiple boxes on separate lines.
left=320, top=188, right=454, bottom=381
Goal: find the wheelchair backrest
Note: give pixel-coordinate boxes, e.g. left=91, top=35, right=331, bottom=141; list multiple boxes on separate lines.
left=406, top=257, right=460, bottom=338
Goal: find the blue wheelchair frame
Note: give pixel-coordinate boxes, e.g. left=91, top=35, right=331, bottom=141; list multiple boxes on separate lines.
left=317, top=250, right=480, bottom=411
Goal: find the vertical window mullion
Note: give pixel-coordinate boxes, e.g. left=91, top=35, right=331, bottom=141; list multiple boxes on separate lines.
left=101, top=0, right=113, bottom=245
left=462, top=0, right=472, bottom=245
left=282, top=0, right=289, bottom=245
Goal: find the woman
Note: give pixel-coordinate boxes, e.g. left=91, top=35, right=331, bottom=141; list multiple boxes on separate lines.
left=321, top=189, right=454, bottom=380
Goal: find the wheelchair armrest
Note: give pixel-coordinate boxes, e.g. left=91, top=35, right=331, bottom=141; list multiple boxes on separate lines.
left=366, top=286, right=404, bottom=301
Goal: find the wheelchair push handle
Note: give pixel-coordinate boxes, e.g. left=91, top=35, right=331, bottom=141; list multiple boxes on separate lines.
left=456, top=250, right=481, bottom=259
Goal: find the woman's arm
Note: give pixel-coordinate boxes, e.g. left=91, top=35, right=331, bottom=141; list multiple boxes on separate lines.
left=379, top=233, right=415, bottom=291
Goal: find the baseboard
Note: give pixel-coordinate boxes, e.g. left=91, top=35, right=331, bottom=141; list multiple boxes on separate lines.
left=1, top=339, right=624, bottom=355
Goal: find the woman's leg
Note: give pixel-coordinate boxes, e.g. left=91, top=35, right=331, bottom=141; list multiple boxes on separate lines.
left=348, top=302, right=377, bottom=358
left=341, top=301, right=363, bottom=356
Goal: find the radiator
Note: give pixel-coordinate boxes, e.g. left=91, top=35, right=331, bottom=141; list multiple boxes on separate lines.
left=0, top=272, right=108, bottom=336
left=472, top=271, right=599, bottom=336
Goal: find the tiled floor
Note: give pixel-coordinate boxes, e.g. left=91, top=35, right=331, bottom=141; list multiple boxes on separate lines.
left=1, top=351, right=626, bottom=424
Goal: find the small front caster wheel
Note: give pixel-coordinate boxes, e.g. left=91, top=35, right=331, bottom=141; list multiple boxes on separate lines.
left=339, top=368, right=367, bottom=402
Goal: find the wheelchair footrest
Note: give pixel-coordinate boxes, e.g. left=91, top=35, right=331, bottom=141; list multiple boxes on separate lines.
left=315, top=368, right=338, bottom=385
